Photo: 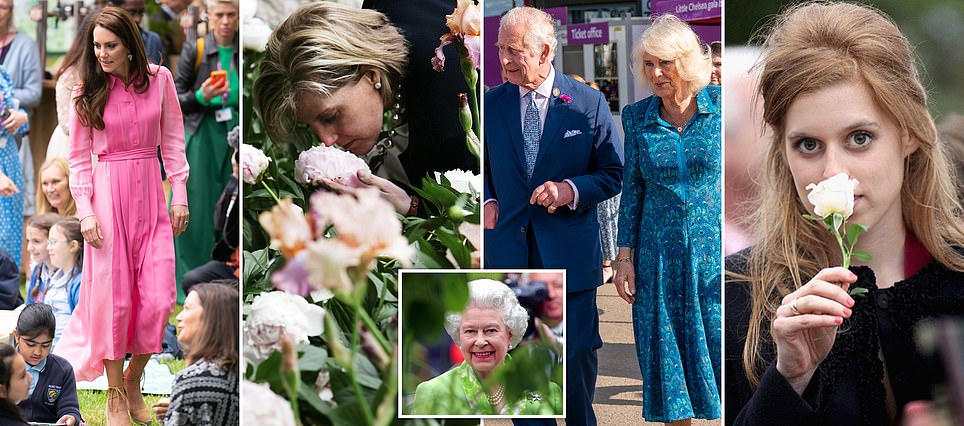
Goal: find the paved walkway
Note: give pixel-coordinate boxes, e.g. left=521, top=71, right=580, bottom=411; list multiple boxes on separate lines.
left=485, top=282, right=719, bottom=426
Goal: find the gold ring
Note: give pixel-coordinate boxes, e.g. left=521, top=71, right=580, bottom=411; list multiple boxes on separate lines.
left=789, top=298, right=801, bottom=315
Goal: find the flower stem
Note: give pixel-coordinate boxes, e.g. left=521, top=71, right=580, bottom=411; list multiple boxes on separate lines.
left=261, top=180, right=281, bottom=204
left=358, top=307, right=391, bottom=356
left=350, top=301, right=375, bottom=425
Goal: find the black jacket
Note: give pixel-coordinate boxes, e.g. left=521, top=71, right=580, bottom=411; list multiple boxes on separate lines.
left=17, top=354, right=82, bottom=425
left=174, top=32, right=239, bottom=135
left=363, top=0, right=479, bottom=182
left=725, top=250, right=964, bottom=425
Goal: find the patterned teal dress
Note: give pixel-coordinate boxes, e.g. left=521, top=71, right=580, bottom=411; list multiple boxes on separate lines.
left=616, top=85, right=721, bottom=422
left=0, top=66, right=25, bottom=266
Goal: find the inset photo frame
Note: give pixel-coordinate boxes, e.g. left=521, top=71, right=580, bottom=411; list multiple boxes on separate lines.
left=398, top=270, right=566, bottom=419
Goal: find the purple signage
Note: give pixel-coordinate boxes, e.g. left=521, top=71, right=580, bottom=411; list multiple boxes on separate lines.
left=651, top=0, right=721, bottom=21
left=484, top=15, right=502, bottom=89
left=544, top=6, right=568, bottom=26
left=567, top=22, right=609, bottom=45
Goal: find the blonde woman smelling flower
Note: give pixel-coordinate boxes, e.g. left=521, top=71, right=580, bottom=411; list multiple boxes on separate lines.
left=725, top=3, right=964, bottom=425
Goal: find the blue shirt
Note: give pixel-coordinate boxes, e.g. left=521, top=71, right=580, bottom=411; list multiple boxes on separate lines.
left=25, top=357, right=45, bottom=395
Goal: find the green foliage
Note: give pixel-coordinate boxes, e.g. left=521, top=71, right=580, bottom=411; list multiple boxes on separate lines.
left=242, top=41, right=481, bottom=424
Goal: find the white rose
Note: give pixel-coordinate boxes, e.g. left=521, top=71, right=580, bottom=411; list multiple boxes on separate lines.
left=241, top=381, right=297, bottom=426
left=240, top=143, right=271, bottom=184
left=294, top=145, right=370, bottom=188
left=435, top=169, right=481, bottom=195
left=242, top=17, right=273, bottom=52
left=805, top=172, right=858, bottom=219
left=243, top=291, right=325, bottom=362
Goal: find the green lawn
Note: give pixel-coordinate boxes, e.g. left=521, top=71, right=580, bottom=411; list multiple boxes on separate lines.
left=75, top=300, right=185, bottom=425
left=20, top=268, right=187, bottom=424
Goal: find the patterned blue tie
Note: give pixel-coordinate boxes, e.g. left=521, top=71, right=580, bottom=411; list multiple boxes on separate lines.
left=523, top=91, right=541, bottom=178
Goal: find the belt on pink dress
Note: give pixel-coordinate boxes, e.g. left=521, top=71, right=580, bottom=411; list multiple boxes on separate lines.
left=97, top=147, right=157, bottom=162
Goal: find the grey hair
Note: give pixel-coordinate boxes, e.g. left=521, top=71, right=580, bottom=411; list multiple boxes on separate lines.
left=499, top=7, right=557, bottom=61
left=254, top=1, right=408, bottom=142
left=444, top=279, right=529, bottom=350
left=205, top=0, right=239, bottom=13
left=632, top=13, right=711, bottom=96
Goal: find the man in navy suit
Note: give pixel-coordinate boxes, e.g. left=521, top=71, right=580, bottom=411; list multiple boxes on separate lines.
left=484, top=7, right=622, bottom=425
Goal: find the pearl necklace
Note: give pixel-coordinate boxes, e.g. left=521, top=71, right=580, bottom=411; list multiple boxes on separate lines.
left=486, top=385, right=505, bottom=410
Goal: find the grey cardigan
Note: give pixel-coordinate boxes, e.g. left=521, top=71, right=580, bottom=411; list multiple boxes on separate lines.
left=1, top=32, right=42, bottom=114
left=174, top=32, right=239, bottom=135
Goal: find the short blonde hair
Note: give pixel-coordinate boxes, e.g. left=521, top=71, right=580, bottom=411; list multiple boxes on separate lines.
left=254, top=2, right=408, bottom=142
left=632, top=14, right=711, bottom=96
left=499, top=7, right=558, bottom=61
left=204, top=0, right=238, bottom=13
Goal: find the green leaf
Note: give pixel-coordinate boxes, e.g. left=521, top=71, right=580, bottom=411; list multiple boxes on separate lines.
left=849, top=287, right=869, bottom=298
left=831, top=213, right=843, bottom=232
left=297, top=381, right=335, bottom=418
left=441, top=279, right=469, bottom=313
left=851, top=249, right=873, bottom=261
left=845, top=223, right=867, bottom=246
left=298, top=344, right=328, bottom=371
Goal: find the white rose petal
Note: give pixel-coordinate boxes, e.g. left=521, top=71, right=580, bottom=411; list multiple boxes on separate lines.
left=435, top=169, right=481, bottom=195
left=241, top=381, right=297, bottom=426
left=243, top=291, right=326, bottom=362
left=240, top=143, right=271, bottom=184
left=242, top=17, right=272, bottom=52
left=805, top=172, right=859, bottom=219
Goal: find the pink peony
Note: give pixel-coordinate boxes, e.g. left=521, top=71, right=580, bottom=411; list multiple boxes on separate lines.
left=294, top=145, right=370, bottom=188
left=240, top=143, right=271, bottom=184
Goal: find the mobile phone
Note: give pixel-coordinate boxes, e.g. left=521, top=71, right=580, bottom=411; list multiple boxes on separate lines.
left=210, top=70, right=227, bottom=88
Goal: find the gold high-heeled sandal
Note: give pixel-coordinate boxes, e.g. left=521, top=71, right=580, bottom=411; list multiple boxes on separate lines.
left=124, top=374, right=151, bottom=424
left=105, top=386, right=131, bottom=426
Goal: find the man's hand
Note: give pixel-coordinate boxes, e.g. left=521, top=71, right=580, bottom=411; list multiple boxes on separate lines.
left=56, top=414, right=77, bottom=426
left=529, top=181, right=574, bottom=213
left=483, top=201, right=498, bottom=229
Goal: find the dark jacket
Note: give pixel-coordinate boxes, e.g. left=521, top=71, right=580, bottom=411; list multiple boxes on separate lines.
left=141, top=27, right=169, bottom=69
left=362, top=0, right=479, bottom=182
left=725, top=250, right=964, bottom=425
left=211, top=177, right=238, bottom=261
left=174, top=31, right=239, bottom=135
left=17, top=354, right=81, bottom=425
left=0, top=249, right=21, bottom=310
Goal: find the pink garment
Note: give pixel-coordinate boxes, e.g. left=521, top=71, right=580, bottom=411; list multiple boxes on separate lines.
left=55, top=65, right=189, bottom=381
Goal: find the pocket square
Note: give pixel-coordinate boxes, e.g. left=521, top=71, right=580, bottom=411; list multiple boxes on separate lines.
left=564, top=129, right=583, bottom=138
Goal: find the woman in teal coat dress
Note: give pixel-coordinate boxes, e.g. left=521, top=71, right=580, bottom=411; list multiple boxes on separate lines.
left=613, top=14, right=722, bottom=424
left=411, top=279, right=562, bottom=416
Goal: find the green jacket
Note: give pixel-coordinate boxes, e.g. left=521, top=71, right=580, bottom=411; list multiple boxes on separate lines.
left=411, top=361, right=562, bottom=415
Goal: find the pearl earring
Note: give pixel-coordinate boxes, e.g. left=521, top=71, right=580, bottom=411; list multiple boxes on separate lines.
left=374, top=81, right=382, bottom=90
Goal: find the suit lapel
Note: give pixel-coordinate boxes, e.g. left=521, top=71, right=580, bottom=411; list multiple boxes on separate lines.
left=498, top=83, right=528, bottom=169
left=533, top=75, right=572, bottom=175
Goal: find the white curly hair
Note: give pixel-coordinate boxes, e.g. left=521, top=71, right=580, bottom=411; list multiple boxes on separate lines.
left=444, top=279, right=529, bottom=349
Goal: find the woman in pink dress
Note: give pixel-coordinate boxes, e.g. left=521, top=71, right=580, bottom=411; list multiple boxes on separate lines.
left=54, top=7, right=190, bottom=426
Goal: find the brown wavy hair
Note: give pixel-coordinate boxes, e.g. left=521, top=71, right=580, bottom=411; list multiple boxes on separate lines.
left=73, top=6, right=154, bottom=130
left=184, top=284, right=239, bottom=370
left=734, top=1, right=964, bottom=386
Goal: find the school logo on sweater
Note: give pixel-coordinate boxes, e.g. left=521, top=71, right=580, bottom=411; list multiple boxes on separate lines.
left=46, top=385, right=61, bottom=403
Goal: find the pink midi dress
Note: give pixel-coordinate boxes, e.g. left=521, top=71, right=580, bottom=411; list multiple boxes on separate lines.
left=55, top=65, right=189, bottom=381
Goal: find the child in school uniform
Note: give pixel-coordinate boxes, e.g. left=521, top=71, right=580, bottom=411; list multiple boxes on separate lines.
left=14, top=303, right=81, bottom=426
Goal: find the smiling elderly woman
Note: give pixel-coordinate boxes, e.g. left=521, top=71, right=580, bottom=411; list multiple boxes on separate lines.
left=411, top=279, right=561, bottom=415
